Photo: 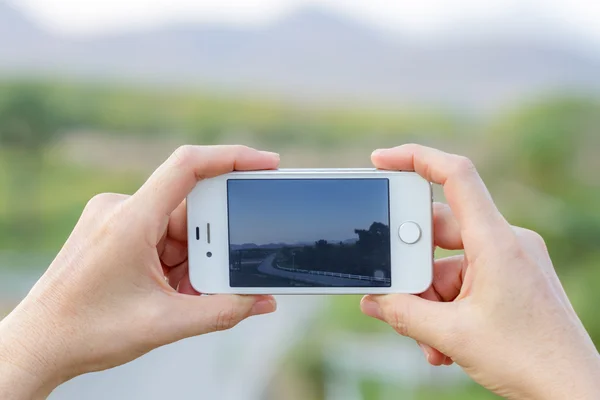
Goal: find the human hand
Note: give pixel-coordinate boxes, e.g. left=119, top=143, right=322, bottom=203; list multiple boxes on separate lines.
left=361, top=145, right=600, bottom=400
left=0, top=145, right=279, bottom=399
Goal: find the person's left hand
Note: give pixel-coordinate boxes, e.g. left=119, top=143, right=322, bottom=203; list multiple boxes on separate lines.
left=0, top=145, right=280, bottom=399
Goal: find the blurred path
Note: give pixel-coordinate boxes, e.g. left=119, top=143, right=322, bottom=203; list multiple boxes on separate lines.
left=49, top=295, right=323, bottom=400
left=0, top=264, right=324, bottom=400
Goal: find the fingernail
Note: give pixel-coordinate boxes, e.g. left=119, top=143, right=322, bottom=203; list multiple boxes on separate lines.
left=361, top=298, right=382, bottom=320
left=250, top=298, right=277, bottom=316
left=372, top=149, right=385, bottom=157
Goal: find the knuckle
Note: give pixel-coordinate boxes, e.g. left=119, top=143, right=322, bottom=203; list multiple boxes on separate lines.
left=451, top=155, right=477, bottom=176
left=86, top=194, right=128, bottom=234
left=388, top=302, right=411, bottom=337
left=84, top=193, right=124, bottom=215
left=513, top=226, right=546, bottom=248
left=213, top=305, right=241, bottom=332
left=232, top=144, right=250, bottom=152
left=498, top=230, right=529, bottom=260
left=85, top=193, right=111, bottom=211
left=229, top=144, right=250, bottom=157
left=521, top=228, right=548, bottom=251
left=526, top=228, right=545, bottom=244
left=171, top=145, right=196, bottom=169
left=401, top=143, right=421, bottom=153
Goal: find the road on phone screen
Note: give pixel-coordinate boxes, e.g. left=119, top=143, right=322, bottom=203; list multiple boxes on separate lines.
left=257, top=253, right=381, bottom=287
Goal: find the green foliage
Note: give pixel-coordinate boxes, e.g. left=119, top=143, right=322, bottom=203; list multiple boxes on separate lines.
left=486, top=96, right=600, bottom=267
left=0, top=80, right=460, bottom=147
left=0, top=149, right=143, bottom=251
left=490, top=96, right=600, bottom=191
left=0, top=83, right=66, bottom=149
left=0, top=83, right=75, bottom=247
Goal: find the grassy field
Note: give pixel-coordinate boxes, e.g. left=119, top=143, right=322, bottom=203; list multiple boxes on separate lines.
left=0, top=148, right=144, bottom=251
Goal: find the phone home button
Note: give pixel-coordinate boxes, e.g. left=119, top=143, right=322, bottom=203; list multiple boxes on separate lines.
left=399, top=222, right=421, bottom=244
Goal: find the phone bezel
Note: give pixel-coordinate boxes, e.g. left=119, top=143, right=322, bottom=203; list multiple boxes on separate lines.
left=187, top=169, right=432, bottom=294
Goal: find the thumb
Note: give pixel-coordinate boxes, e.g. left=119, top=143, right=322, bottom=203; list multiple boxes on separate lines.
left=133, top=145, right=279, bottom=220
left=361, top=294, right=454, bottom=348
left=158, top=294, right=277, bottom=343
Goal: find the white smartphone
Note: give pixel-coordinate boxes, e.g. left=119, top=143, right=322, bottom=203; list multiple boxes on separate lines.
left=187, top=169, right=433, bottom=295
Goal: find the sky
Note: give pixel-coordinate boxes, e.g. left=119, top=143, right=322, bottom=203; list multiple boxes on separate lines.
left=11, top=0, right=600, bottom=45
left=227, top=179, right=389, bottom=246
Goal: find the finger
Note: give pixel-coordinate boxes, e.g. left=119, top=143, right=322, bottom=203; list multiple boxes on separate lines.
left=418, top=342, right=447, bottom=366
left=134, top=145, right=280, bottom=219
left=167, top=262, right=188, bottom=290
left=372, top=145, right=512, bottom=246
left=433, top=202, right=463, bottom=250
left=160, top=237, right=188, bottom=268
left=417, top=289, right=452, bottom=366
left=431, top=255, right=465, bottom=302
left=177, top=271, right=199, bottom=295
left=156, top=201, right=186, bottom=261
left=159, top=294, right=277, bottom=342
left=167, top=200, right=188, bottom=243
left=361, top=294, right=454, bottom=348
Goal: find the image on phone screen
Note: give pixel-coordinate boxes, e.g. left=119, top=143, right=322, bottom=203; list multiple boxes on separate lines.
left=227, top=179, right=391, bottom=287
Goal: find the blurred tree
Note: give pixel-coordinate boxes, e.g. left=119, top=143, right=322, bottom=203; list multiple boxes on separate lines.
left=487, top=96, right=600, bottom=265
left=492, top=97, right=600, bottom=191
left=0, top=83, right=66, bottom=249
left=0, top=84, right=62, bottom=149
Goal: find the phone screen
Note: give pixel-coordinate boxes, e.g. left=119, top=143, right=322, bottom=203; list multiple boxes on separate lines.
left=227, top=179, right=391, bottom=288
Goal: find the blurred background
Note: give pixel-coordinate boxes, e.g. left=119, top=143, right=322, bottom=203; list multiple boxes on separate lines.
left=0, top=0, right=599, bottom=398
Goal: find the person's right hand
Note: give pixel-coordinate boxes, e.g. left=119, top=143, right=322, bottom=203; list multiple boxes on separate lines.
left=361, top=144, right=600, bottom=400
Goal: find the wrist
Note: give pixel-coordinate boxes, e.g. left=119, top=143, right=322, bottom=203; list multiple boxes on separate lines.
left=0, top=305, right=67, bottom=399
left=528, top=351, right=600, bottom=400
left=0, top=359, right=57, bottom=400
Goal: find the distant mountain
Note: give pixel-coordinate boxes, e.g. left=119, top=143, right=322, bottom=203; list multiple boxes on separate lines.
left=0, top=2, right=55, bottom=65
left=231, top=244, right=259, bottom=251
left=1, top=2, right=599, bottom=110
left=231, top=239, right=361, bottom=250
left=0, top=2, right=40, bottom=38
left=231, top=242, right=307, bottom=250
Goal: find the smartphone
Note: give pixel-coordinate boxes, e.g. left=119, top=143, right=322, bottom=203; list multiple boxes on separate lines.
left=187, top=169, right=432, bottom=295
